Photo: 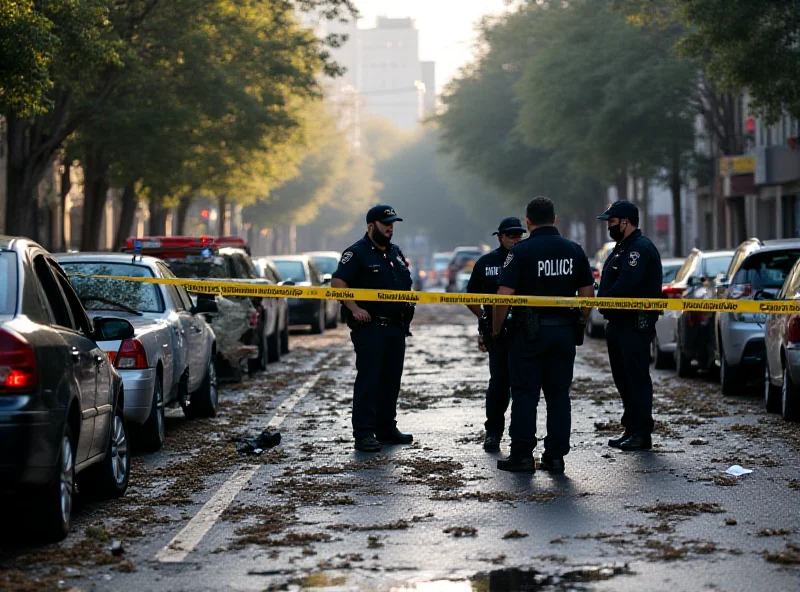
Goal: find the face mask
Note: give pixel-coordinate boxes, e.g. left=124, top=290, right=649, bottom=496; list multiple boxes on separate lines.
left=608, top=223, right=624, bottom=242
left=370, top=225, right=390, bottom=246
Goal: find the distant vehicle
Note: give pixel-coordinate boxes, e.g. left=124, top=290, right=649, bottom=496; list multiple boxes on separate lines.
left=671, top=248, right=735, bottom=377
left=591, top=241, right=616, bottom=270
left=712, top=239, right=800, bottom=395
left=127, top=236, right=280, bottom=378
left=1, top=236, right=134, bottom=541
left=427, top=252, right=452, bottom=291
left=764, top=256, right=800, bottom=421
left=651, top=257, right=688, bottom=369
left=56, top=253, right=219, bottom=452
left=303, top=251, right=344, bottom=321
left=585, top=241, right=617, bottom=338
left=267, top=255, right=339, bottom=333
left=447, top=247, right=486, bottom=292
left=252, top=257, right=290, bottom=355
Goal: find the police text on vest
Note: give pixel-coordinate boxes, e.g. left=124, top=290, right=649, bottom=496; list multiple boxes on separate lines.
left=538, top=259, right=574, bottom=277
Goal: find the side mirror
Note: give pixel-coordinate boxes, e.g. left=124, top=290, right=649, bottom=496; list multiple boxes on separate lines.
left=279, top=280, right=296, bottom=287
left=322, top=274, right=332, bottom=285
left=192, top=298, right=218, bottom=315
left=93, top=317, right=135, bottom=342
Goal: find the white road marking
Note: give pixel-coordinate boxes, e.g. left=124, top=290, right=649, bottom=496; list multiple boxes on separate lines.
left=156, top=373, right=321, bottom=563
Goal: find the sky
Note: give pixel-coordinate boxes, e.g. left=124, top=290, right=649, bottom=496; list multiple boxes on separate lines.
left=352, top=0, right=512, bottom=87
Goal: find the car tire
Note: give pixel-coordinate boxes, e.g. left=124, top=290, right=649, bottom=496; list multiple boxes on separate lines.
left=781, top=366, right=800, bottom=422
left=78, top=404, right=130, bottom=500
left=267, top=324, right=280, bottom=363
left=651, top=334, right=672, bottom=370
left=249, top=331, right=268, bottom=373
left=186, top=357, right=219, bottom=418
left=719, top=342, right=742, bottom=396
left=280, top=324, right=290, bottom=355
left=326, top=307, right=338, bottom=329
left=765, top=361, right=781, bottom=413
left=35, top=422, right=75, bottom=542
left=137, top=376, right=166, bottom=453
left=310, top=304, right=324, bottom=334
left=675, top=331, right=695, bottom=378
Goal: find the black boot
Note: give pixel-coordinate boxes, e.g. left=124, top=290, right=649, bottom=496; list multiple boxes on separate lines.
left=483, top=434, right=501, bottom=452
left=354, top=436, right=382, bottom=452
left=608, top=431, right=631, bottom=448
left=376, top=428, right=413, bottom=445
left=540, top=451, right=565, bottom=474
left=618, top=433, right=652, bottom=451
left=497, top=455, right=535, bottom=473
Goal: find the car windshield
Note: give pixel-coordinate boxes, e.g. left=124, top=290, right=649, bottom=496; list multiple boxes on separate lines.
left=661, top=264, right=682, bottom=284
left=312, top=257, right=338, bottom=276
left=61, top=262, right=163, bottom=313
left=703, top=255, right=734, bottom=279
left=433, top=256, right=449, bottom=270
left=272, top=260, right=306, bottom=282
left=453, top=251, right=481, bottom=268
left=0, top=252, right=18, bottom=316
left=166, top=256, right=229, bottom=280
left=734, top=250, right=800, bottom=291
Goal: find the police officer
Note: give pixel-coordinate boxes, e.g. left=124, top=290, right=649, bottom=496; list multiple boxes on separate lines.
left=596, top=200, right=662, bottom=451
left=465, top=217, right=526, bottom=451
left=493, top=197, right=595, bottom=473
left=331, top=205, right=414, bottom=453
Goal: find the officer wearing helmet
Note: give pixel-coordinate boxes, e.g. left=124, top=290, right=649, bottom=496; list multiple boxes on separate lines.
left=465, top=217, right=526, bottom=452
left=597, top=200, right=662, bottom=451
left=331, top=205, right=414, bottom=453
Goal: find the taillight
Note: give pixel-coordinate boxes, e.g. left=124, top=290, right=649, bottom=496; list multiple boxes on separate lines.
left=729, top=283, right=751, bottom=299
left=662, top=286, right=684, bottom=299
left=250, top=310, right=259, bottom=328
left=0, top=328, right=39, bottom=392
left=114, top=339, right=148, bottom=369
left=787, top=317, right=800, bottom=343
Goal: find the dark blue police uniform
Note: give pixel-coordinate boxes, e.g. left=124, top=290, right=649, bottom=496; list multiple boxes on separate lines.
left=333, top=233, right=413, bottom=441
left=597, top=226, right=662, bottom=442
left=467, top=246, right=513, bottom=439
left=499, top=227, right=594, bottom=460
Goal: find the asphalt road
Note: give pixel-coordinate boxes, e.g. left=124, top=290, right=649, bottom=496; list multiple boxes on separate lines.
left=2, top=305, right=799, bottom=592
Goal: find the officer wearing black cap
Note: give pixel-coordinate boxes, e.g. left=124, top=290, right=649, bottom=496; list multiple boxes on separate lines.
left=596, top=200, right=662, bottom=451
left=465, top=217, right=526, bottom=452
left=331, top=205, right=414, bottom=452
left=493, top=197, right=595, bottom=473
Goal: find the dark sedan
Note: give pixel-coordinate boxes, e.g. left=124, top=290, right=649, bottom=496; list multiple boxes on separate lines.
left=0, top=237, right=134, bottom=541
left=266, top=255, right=337, bottom=334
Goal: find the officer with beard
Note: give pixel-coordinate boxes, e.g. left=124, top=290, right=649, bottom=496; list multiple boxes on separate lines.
left=597, top=200, right=662, bottom=451
left=331, top=205, right=414, bottom=453
left=465, top=217, right=526, bottom=452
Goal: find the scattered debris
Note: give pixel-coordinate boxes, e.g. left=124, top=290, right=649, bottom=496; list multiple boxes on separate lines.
left=502, top=530, right=529, bottom=539
left=640, top=502, right=725, bottom=518
left=234, top=429, right=282, bottom=455
left=109, top=540, right=125, bottom=557
left=725, top=518, right=738, bottom=526
left=714, top=474, right=739, bottom=487
left=763, top=543, right=800, bottom=565
left=757, top=529, right=796, bottom=537
left=725, top=465, right=752, bottom=477
left=444, top=526, right=477, bottom=538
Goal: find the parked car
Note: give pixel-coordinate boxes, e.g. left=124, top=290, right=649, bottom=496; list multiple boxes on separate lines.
left=252, top=257, right=290, bottom=355
left=672, top=248, right=735, bottom=377
left=651, top=257, right=688, bottom=368
left=304, top=250, right=344, bottom=322
left=127, top=236, right=279, bottom=377
left=56, top=253, right=219, bottom=452
left=585, top=242, right=617, bottom=338
left=446, top=247, right=486, bottom=292
left=267, top=255, right=338, bottom=333
left=764, top=257, right=800, bottom=422
left=714, top=239, right=800, bottom=395
left=591, top=241, right=616, bottom=270
left=1, top=237, right=134, bottom=541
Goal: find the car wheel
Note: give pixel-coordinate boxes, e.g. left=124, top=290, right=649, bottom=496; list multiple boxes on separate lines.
left=267, top=324, right=280, bottom=363
left=719, top=342, right=742, bottom=396
left=310, top=304, right=324, bottom=334
left=765, top=361, right=781, bottom=413
left=651, top=335, right=672, bottom=370
left=280, top=324, right=290, bottom=355
left=35, top=423, right=75, bottom=542
left=675, top=331, right=694, bottom=378
left=781, top=366, right=800, bottom=422
left=186, top=356, right=219, bottom=418
left=326, top=306, right=338, bottom=329
left=79, top=405, right=130, bottom=500
left=137, top=376, right=166, bottom=453
left=249, top=331, right=268, bottom=373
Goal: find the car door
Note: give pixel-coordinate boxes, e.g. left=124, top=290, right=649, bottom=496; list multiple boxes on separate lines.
left=31, top=254, right=99, bottom=463
left=769, top=265, right=800, bottom=385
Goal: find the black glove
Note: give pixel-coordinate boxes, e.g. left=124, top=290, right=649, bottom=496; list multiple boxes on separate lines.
left=402, top=303, right=416, bottom=337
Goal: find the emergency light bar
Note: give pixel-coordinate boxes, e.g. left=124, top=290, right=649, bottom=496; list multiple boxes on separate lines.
left=123, top=236, right=250, bottom=257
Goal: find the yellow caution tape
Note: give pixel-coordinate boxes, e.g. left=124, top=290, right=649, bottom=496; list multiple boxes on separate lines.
left=68, top=273, right=800, bottom=314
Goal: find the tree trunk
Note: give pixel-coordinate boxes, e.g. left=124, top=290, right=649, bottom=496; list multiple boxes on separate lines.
left=217, top=194, right=228, bottom=236
left=79, top=147, right=110, bottom=252
left=670, top=145, right=684, bottom=257
left=59, top=163, right=72, bottom=251
left=640, top=177, right=650, bottom=235
left=615, top=168, right=628, bottom=202
left=113, top=182, right=138, bottom=251
left=149, top=197, right=167, bottom=235
left=175, top=197, right=193, bottom=235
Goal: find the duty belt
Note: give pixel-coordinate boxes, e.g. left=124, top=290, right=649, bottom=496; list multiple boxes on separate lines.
left=539, top=317, right=574, bottom=326
left=375, top=316, right=404, bottom=328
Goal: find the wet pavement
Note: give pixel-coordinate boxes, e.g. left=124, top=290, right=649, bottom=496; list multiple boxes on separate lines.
left=2, top=306, right=800, bottom=591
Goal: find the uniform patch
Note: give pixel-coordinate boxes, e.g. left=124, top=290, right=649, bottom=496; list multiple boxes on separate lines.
left=629, top=251, right=641, bottom=267
left=341, top=251, right=353, bottom=264
left=503, top=253, right=514, bottom=268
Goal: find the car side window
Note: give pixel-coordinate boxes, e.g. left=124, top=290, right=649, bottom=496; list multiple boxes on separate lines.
left=785, top=264, right=800, bottom=299
left=51, top=261, right=93, bottom=334
left=32, top=255, right=73, bottom=328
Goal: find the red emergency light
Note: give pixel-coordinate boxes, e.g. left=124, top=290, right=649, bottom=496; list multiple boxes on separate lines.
left=124, top=235, right=249, bottom=258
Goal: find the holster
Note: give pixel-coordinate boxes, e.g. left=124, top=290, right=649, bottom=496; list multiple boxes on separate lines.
left=573, top=318, right=587, bottom=346
left=515, top=309, right=540, bottom=342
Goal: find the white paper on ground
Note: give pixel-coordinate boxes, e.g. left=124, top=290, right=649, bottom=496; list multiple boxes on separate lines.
left=725, top=465, right=753, bottom=476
